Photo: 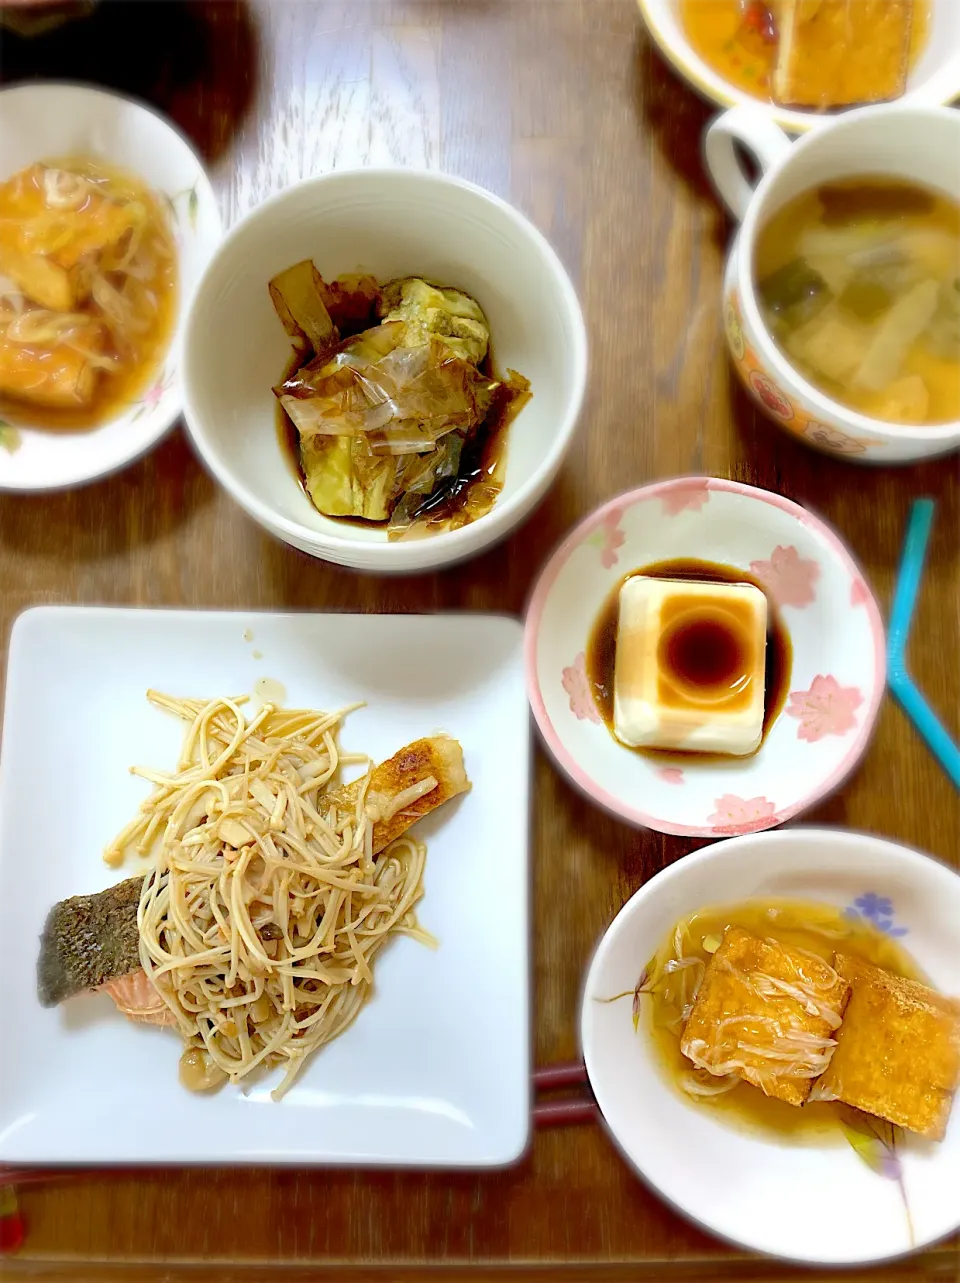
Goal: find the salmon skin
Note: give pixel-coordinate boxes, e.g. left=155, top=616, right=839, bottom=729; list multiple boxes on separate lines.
left=37, top=875, right=142, bottom=1006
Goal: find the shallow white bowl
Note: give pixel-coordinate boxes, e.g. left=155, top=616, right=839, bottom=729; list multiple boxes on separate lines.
left=0, top=83, right=221, bottom=491
left=182, top=168, right=587, bottom=574
left=525, top=477, right=885, bottom=837
left=581, top=827, right=960, bottom=1264
left=637, top=0, right=960, bottom=134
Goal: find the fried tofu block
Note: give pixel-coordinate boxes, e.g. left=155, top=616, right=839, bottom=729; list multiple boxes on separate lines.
left=0, top=164, right=134, bottom=308
left=811, top=955, right=960, bottom=1140
left=0, top=337, right=96, bottom=407
left=772, top=0, right=914, bottom=108
left=0, top=244, right=90, bottom=313
left=680, top=926, right=850, bottom=1105
left=331, top=735, right=470, bottom=852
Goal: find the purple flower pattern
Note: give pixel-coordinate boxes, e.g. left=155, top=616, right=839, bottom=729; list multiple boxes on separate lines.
left=844, top=892, right=908, bottom=937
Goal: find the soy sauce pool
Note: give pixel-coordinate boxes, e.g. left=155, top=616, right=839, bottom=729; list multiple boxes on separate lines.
left=586, top=559, right=792, bottom=761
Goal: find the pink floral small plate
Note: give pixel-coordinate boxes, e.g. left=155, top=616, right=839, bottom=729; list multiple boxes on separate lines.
left=524, top=477, right=886, bottom=837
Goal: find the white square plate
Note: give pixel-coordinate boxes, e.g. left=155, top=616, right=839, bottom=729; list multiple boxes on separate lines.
left=0, top=609, right=530, bottom=1168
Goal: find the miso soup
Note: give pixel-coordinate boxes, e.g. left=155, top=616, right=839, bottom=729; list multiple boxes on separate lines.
left=755, top=179, right=960, bottom=426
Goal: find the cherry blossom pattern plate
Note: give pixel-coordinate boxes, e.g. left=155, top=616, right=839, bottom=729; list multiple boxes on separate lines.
left=524, top=478, right=885, bottom=837
left=0, top=83, right=221, bottom=491
left=581, top=828, right=960, bottom=1264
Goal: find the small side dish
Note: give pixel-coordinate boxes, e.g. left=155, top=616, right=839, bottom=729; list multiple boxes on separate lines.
left=756, top=178, right=960, bottom=426
left=0, top=157, right=177, bottom=428
left=637, top=898, right=960, bottom=1142
left=269, top=261, right=531, bottom=540
left=680, top=0, right=930, bottom=110
left=582, top=827, right=960, bottom=1262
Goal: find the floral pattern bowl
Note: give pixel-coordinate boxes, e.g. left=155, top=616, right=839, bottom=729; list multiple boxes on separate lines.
left=524, top=477, right=885, bottom=837
left=0, top=83, right=221, bottom=491
left=580, top=827, right=960, bottom=1264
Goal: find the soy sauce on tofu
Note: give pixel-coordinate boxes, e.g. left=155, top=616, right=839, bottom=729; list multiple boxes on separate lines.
left=755, top=179, right=960, bottom=426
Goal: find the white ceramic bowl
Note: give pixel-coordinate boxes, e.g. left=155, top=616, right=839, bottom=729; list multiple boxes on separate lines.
left=525, top=477, right=885, bottom=837
left=0, top=83, right=221, bottom=491
left=637, top=0, right=960, bottom=134
left=182, top=169, right=587, bottom=574
left=581, top=827, right=960, bottom=1264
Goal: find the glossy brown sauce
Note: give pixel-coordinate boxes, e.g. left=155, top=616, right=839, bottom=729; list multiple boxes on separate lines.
left=640, top=899, right=925, bottom=1143
left=586, top=559, right=792, bottom=761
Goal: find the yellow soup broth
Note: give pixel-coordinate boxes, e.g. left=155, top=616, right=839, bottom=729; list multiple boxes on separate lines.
left=755, top=179, right=960, bottom=426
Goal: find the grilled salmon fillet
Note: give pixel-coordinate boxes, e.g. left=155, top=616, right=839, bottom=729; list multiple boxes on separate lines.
left=37, top=735, right=468, bottom=1013
left=330, top=734, right=470, bottom=852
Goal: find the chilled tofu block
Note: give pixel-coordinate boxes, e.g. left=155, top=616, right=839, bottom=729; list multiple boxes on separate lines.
left=613, top=576, right=767, bottom=755
left=772, top=0, right=914, bottom=109
left=680, top=927, right=850, bottom=1106
left=810, top=955, right=960, bottom=1140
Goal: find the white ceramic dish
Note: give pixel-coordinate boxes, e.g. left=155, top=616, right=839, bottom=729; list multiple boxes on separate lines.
left=637, top=0, right=960, bottom=135
left=0, top=84, right=221, bottom=491
left=182, top=168, right=587, bottom=573
left=707, top=104, right=960, bottom=465
left=525, top=477, right=885, bottom=837
left=581, top=827, right=960, bottom=1264
left=0, top=608, right=530, bottom=1167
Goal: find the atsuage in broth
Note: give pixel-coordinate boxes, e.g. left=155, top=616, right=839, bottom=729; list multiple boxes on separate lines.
left=755, top=178, right=960, bottom=426
left=635, top=898, right=924, bottom=1142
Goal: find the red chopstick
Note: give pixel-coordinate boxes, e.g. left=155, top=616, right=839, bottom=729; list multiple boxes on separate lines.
left=532, top=1060, right=599, bottom=1127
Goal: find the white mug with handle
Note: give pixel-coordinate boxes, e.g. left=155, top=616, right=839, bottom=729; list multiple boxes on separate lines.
left=705, top=102, right=960, bottom=465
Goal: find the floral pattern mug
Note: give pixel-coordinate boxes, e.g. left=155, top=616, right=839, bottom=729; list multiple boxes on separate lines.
left=706, top=103, right=960, bottom=466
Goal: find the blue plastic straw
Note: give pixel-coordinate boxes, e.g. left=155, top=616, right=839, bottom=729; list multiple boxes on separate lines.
left=887, top=499, right=960, bottom=790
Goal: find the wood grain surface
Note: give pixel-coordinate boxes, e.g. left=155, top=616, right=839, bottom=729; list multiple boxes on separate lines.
left=1, top=1, right=958, bottom=1279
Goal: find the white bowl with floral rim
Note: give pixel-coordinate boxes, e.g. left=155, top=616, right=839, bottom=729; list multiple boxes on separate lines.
left=580, top=828, right=960, bottom=1264
left=524, top=477, right=885, bottom=837
left=0, top=83, right=221, bottom=491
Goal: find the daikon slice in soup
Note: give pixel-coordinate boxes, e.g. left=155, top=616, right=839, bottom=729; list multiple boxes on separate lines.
left=755, top=178, right=960, bottom=427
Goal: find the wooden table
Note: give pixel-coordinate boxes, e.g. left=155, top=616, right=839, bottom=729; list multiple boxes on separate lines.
left=1, top=1, right=958, bottom=1278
